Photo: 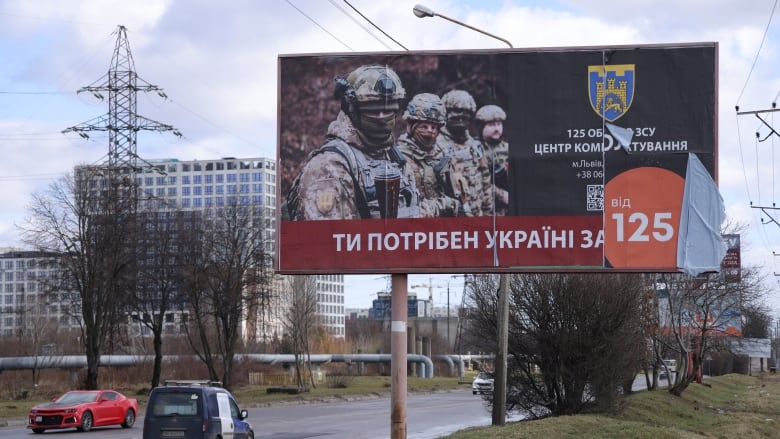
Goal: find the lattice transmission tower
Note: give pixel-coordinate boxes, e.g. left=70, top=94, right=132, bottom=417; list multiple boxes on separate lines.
left=63, top=25, right=181, bottom=178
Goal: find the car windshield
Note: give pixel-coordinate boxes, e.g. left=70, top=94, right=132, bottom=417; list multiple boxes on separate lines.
left=56, top=391, right=99, bottom=405
left=151, top=391, right=200, bottom=416
left=476, top=372, right=494, bottom=380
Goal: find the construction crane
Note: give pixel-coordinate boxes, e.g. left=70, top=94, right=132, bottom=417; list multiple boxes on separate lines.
left=410, top=277, right=447, bottom=307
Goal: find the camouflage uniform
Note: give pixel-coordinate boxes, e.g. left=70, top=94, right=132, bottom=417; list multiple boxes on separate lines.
left=397, top=93, right=461, bottom=217
left=286, top=65, right=419, bottom=220
left=476, top=105, right=510, bottom=216
left=436, top=90, right=487, bottom=217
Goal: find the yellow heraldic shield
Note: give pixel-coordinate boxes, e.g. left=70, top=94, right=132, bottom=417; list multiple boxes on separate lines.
left=315, top=187, right=336, bottom=214
left=588, top=64, right=635, bottom=122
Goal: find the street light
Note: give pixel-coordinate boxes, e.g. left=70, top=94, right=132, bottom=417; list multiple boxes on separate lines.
left=412, top=4, right=513, bottom=48
left=412, top=4, right=513, bottom=427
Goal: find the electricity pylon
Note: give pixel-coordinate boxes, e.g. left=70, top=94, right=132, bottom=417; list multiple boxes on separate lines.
left=63, top=25, right=181, bottom=178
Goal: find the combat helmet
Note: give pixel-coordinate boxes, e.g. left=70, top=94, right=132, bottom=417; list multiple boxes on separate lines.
left=335, top=65, right=406, bottom=113
left=403, top=93, right=447, bottom=125
left=441, top=89, right=477, bottom=113
left=475, top=104, right=506, bottom=123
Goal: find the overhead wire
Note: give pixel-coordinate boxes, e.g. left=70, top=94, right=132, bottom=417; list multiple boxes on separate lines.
left=732, top=0, right=780, bottom=256
left=735, top=0, right=777, bottom=106
left=340, top=0, right=409, bottom=51
left=285, top=0, right=354, bottom=51
left=327, top=0, right=394, bottom=51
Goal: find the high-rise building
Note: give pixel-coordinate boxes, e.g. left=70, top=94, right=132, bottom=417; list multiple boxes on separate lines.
left=0, top=249, right=80, bottom=337
left=134, top=157, right=345, bottom=339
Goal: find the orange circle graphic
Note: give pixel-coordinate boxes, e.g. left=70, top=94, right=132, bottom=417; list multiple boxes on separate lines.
left=604, top=167, right=684, bottom=269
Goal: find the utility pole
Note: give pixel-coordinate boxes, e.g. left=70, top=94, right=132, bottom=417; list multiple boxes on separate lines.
left=63, top=25, right=181, bottom=187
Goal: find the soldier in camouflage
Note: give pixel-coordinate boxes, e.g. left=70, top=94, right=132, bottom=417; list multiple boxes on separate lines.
left=436, top=89, right=487, bottom=217
left=476, top=104, right=510, bottom=216
left=285, top=65, right=419, bottom=220
left=397, top=93, right=461, bottom=217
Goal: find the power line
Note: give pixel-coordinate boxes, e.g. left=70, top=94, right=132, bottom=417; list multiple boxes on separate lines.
left=0, top=91, right=65, bottom=95
left=735, top=0, right=777, bottom=106
left=285, top=0, right=353, bottom=51
left=338, top=0, right=408, bottom=51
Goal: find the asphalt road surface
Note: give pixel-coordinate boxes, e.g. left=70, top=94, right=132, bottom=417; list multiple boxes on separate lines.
left=1, top=375, right=663, bottom=439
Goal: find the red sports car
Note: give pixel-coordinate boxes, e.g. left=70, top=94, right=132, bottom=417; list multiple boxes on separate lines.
left=28, top=389, right=139, bottom=434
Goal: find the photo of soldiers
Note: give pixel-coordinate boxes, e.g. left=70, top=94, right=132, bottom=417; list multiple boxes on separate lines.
left=436, top=89, right=488, bottom=217
left=476, top=104, right=509, bottom=216
left=397, top=93, right=462, bottom=217
left=285, top=64, right=420, bottom=220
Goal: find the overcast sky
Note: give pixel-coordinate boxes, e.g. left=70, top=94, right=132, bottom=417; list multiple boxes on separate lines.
left=2, top=0, right=780, bottom=310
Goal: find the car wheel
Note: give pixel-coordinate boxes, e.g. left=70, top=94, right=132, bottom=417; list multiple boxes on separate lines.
left=472, top=390, right=477, bottom=395
left=78, top=411, right=93, bottom=432
left=32, top=428, right=44, bottom=434
left=122, top=408, right=135, bottom=428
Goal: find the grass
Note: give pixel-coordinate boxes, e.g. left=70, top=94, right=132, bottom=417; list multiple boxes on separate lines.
left=443, top=373, right=780, bottom=438
left=5, top=372, right=779, bottom=437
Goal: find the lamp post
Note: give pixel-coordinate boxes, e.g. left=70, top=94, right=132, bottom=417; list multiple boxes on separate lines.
left=413, top=4, right=513, bottom=48
left=413, top=4, right=513, bottom=426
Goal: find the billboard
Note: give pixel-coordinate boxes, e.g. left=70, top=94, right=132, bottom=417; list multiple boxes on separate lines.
left=277, top=43, right=718, bottom=274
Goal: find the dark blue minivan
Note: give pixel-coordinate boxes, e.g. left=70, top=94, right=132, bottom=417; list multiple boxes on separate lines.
left=143, top=380, right=253, bottom=439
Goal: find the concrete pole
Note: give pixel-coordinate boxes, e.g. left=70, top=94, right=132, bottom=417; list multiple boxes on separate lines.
left=492, top=273, right=509, bottom=425
left=391, top=273, right=408, bottom=439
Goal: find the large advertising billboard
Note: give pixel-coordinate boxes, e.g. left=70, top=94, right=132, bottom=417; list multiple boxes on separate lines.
left=277, top=43, right=718, bottom=274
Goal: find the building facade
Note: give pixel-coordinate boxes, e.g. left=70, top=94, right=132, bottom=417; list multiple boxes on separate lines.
left=134, top=157, right=345, bottom=339
left=0, top=249, right=80, bottom=337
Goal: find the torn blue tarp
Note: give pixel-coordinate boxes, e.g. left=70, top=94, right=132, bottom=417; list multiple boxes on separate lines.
left=676, top=153, right=727, bottom=276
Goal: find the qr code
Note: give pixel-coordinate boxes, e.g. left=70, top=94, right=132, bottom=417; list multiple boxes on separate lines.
left=586, top=184, right=604, bottom=211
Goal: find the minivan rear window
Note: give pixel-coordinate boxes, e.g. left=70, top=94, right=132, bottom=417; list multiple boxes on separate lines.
left=151, top=391, right=200, bottom=416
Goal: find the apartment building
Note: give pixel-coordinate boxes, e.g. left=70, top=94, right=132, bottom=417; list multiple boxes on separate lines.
left=134, top=157, right=345, bottom=339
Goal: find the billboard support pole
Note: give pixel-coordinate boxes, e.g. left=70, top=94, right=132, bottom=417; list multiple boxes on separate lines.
left=391, top=273, right=408, bottom=439
left=492, top=273, right=509, bottom=425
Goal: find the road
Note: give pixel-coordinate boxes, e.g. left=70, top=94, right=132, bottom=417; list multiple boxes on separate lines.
left=0, top=375, right=663, bottom=439
left=0, top=389, right=515, bottom=439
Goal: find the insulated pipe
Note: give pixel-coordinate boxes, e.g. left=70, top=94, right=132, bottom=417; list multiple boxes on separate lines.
left=0, top=353, right=435, bottom=378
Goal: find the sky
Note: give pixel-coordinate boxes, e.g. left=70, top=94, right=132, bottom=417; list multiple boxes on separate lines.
left=1, top=0, right=780, bottom=311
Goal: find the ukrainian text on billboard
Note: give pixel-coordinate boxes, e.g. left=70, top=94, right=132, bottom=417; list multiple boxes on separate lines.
left=277, top=43, right=717, bottom=274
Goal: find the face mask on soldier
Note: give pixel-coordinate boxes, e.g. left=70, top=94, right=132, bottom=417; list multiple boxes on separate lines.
left=411, top=121, right=439, bottom=150
left=447, top=108, right=472, bottom=135
left=358, top=109, right=396, bottom=146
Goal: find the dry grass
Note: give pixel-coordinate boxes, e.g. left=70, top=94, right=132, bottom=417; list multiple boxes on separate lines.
left=444, top=373, right=780, bottom=438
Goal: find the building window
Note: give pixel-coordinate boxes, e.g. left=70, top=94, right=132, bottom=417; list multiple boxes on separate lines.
left=194, top=175, right=202, bottom=184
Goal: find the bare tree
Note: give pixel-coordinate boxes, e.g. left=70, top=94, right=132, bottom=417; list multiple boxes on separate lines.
left=180, top=202, right=269, bottom=389
left=21, top=167, right=137, bottom=389
left=655, top=265, right=764, bottom=396
left=126, top=209, right=195, bottom=388
left=464, top=273, right=647, bottom=417
left=283, top=275, right=319, bottom=391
